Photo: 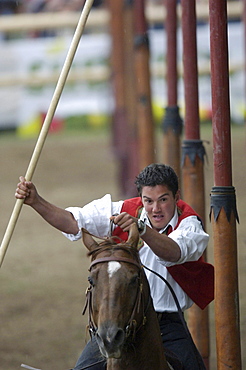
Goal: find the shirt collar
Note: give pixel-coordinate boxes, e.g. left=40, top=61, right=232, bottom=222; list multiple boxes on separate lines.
left=140, top=206, right=178, bottom=233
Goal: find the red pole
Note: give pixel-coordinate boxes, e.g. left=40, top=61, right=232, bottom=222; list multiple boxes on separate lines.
left=107, top=0, right=138, bottom=197
left=180, top=0, right=210, bottom=368
left=209, top=0, right=242, bottom=368
left=107, top=0, right=129, bottom=196
left=123, top=0, right=139, bottom=197
left=162, top=0, right=182, bottom=179
left=181, top=1, right=200, bottom=140
left=134, top=0, right=155, bottom=171
left=166, top=0, right=178, bottom=106
left=209, top=4, right=232, bottom=187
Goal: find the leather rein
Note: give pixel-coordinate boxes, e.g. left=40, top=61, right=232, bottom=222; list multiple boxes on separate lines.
left=82, top=254, right=151, bottom=340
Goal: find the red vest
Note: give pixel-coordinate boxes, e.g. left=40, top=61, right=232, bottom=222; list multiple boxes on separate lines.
left=113, top=197, right=214, bottom=310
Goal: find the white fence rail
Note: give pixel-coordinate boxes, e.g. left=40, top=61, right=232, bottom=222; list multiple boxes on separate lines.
left=0, top=2, right=243, bottom=33
left=0, top=3, right=244, bottom=130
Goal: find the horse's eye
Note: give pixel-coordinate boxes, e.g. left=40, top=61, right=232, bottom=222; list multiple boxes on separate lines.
left=88, top=276, right=94, bottom=286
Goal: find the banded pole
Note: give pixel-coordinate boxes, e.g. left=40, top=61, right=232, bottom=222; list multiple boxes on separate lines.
left=162, top=0, right=182, bottom=179
left=107, top=0, right=139, bottom=197
left=134, top=0, right=155, bottom=171
left=0, top=0, right=95, bottom=268
left=180, top=0, right=210, bottom=368
left=123, top=0, right=139, bottom=197
left=107, top=0, right=129, bottom=195
left=209, top=0, right=242, bottom=368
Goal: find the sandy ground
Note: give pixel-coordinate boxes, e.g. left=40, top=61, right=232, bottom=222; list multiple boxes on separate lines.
left=0, top=125, right=245, bottom=370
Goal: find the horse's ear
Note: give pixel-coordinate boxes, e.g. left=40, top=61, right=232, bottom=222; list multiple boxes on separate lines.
left=82, top=228, right=99, bottom=251
left=126, top=223, right=139, bottom=249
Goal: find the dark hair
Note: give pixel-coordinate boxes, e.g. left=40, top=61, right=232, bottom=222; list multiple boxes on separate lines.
left=135, top=163, right=179, bottom=197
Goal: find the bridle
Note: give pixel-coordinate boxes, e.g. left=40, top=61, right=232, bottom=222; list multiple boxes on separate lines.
left=81, top=225, right=206, bottom=370
left=82, top=253, right=151, bottom=341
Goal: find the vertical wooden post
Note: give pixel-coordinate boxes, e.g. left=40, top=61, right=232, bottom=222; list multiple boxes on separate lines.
left=180, top=0, right=210, bottom=368
left=209, top=0, right=242, bottom=368
left=134, top=0, right=155, bottom=171
left=107, top=0, right=138, bottom=197
left=123, top=0, right=139, bottom=197
left=107, top=0, right=129, bottom=195
left=162, top=0, right=182, bottom=178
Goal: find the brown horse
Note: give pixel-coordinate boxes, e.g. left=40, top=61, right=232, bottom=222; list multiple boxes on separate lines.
left=82, top=224, right=170, bottom=370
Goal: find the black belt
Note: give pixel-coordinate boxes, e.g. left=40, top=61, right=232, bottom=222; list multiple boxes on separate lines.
left=156, top=311, right=182, bottom=322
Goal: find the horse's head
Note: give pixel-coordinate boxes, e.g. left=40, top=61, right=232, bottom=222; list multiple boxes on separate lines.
left=82, top=224, right=146, bottom=360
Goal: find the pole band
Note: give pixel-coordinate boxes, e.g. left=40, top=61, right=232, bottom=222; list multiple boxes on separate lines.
left=162, top=105, right=183, bottom=135
left=134, top=33, right=149, bottom=48
left=210, top=186, right=239, bottom=223
left=124, top=0, right=134, bottom=6
left=181, top=139, right=206, bottom=166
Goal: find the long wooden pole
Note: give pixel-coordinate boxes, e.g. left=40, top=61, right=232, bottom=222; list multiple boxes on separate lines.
left=107, top=0, right=129, bottom=196
left=180, top=1, right=210, bottom=368
left=123, top=0, right=139, bottom=197
left=134, top=0, right=155, bottom=171
left=162, top=0, right=182, bottom=179
left=208, top=0, right=242, bottom=368
left=0, top=0, right=95, bottom=268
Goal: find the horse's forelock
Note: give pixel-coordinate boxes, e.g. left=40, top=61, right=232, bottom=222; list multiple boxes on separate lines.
left=87, top=238, right=139, bottom=261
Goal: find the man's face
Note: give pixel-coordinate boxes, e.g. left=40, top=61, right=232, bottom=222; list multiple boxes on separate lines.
left=141, top=184, right=179, bottom=231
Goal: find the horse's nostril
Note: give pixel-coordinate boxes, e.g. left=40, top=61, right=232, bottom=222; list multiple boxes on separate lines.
left=114, top=328, right=125, bottom=345
left=97, top=325, right=125, bottom=350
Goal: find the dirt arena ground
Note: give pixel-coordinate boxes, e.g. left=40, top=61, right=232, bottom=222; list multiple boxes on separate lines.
left=0, top=125, right=245, bottom=370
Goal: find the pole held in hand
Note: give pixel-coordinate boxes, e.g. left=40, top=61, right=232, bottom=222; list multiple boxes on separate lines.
left=0, top=0, right=95, bottom=268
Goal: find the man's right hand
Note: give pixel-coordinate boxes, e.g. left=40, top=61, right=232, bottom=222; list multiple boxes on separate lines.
left=15, top=176, right=79, bottom=235
left=15, top=176, right=38, bottom=206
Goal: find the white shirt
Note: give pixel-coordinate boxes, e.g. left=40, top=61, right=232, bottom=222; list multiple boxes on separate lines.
left=63, top=194, right=209, bottom=312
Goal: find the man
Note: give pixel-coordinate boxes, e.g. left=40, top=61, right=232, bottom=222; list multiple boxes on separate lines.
left=15, top=163, right=214, bottom=370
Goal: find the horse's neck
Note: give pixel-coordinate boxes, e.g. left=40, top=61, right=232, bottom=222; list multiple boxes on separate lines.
left=107, top=290, right=169, bottom=370
left=135, top=300, right=169, bottom=370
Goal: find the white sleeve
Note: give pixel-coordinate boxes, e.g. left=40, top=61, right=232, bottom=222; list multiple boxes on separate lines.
left=158, top=216, right=209, bottom=266
left=62, top=194, right=124, bottom=241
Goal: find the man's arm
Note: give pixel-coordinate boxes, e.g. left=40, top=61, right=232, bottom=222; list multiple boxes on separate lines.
left=15, top=176, right=79, bottom=235
left=111, top=212, right=181, bottom=262
left=140, top=226, right=181, bottom=262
